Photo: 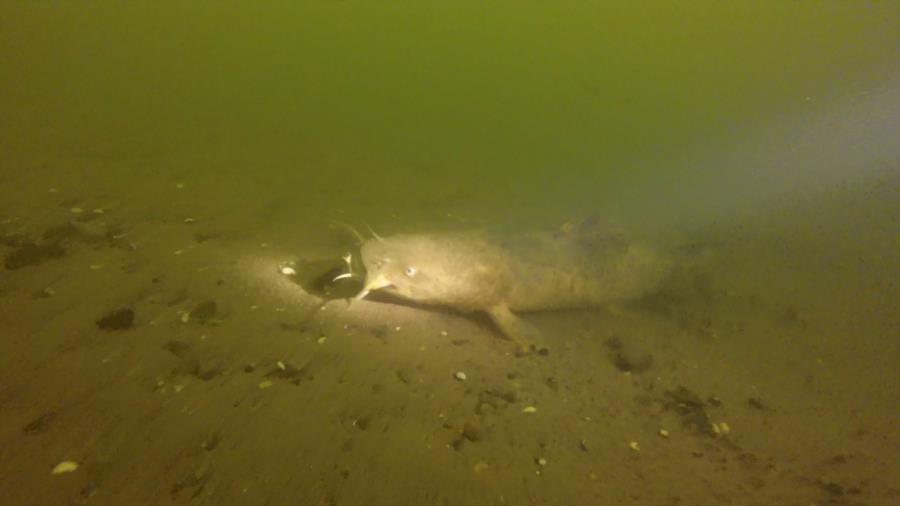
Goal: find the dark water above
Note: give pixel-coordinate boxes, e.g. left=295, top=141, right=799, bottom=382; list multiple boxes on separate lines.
left=1, top=2, right=898, bottom=505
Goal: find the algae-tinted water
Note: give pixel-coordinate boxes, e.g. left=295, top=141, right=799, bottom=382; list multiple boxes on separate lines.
left=1, top=2, right=898, bottom=505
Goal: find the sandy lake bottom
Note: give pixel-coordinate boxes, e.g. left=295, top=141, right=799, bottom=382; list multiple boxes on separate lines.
left=0, top=157, right=897, bottom=506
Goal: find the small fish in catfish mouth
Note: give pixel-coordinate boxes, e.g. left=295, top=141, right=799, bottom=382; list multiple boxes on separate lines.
left=353, top=226, right=676, bottom=352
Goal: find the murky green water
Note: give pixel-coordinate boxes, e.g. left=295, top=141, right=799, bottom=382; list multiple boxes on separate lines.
left=1, top=2, right=898, bottom=505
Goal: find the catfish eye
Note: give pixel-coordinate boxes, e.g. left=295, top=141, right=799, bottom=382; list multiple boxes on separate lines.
left=405, top=266, right=417, bottom=277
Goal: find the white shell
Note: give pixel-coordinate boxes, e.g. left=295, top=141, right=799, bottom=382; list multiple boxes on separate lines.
left=51, top=461, right=78, bottom=475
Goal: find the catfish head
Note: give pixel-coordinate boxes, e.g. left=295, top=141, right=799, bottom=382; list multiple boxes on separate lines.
left=356, top=232, right=511, bottom=311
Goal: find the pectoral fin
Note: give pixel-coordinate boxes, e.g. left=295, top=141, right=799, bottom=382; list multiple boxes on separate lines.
left=486, top=304, right=547, bottom=354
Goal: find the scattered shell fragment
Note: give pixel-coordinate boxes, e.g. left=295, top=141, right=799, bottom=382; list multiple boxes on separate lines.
left=454, top=372, right=467, bottom=381
left=183, top=217, right=195, bottom=224
left=277, top=361, right=286, bottom=371
left=713, top=422, right=731, bottom=435
left=473, top=462, right=489, bottom=473
left=48, top=188, right=58, bottom=193
left=180, top=312, right=190, bottom=323
left=658, top=428, right=670, bottom=438
left=535, top=457, right=547, bottom=466
left=92, top=208, right=105, bottom=215
left=440, top=330, right=448, bottom=336
left=258, top=380, right=273, bottom=389
left=173, top=385, right=184, bottom=393
left=176, top=183, right=185, bottom=189
left=317, top=336, right=327, bottom=344
left=629, top=441, right=640, bottom=451
left=51, top=461, right=78, bottom=475
left=522, top=406, right=537, bottom=414
left=280, top=266, right=297, bottom=276
left=70, top=207, right=83, bottom=214
left=89, top=264, right=103, bottom=270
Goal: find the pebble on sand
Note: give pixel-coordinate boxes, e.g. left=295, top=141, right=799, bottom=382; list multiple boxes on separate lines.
left=51, top=461, right=78, bottom=475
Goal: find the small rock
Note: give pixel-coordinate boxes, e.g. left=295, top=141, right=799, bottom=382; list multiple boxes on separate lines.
left=96, top=308, right=135, bottom=331
left=189, top=300, right=217, bottom=322
left=607, top=337, right=653, bottom=373
left=462, top=422, right=483, bottom=442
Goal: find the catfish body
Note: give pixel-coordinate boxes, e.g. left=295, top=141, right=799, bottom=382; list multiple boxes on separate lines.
left=357, top=226, right=670, bottom=349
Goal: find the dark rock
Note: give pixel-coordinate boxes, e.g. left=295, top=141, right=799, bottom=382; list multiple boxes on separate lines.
left=189, top=300, right=217, bottom=322
left=395, top=368, right=413, bottom=384
left=96, top=308, right=135, bottom=331
left=22, top=411, right=57, bottom=435
left=462, top=422, right=484, bottom=442
left=4, top=242, right=66, bottom=270
left=163, top=340, right=192, bottom=359
left=606, top=336, right=653, bottom=373
left=544, top=376, right=559, bottom=392
left=663, top=386, right=715, bottom=435
left=748, top=397, right=774, bottom=412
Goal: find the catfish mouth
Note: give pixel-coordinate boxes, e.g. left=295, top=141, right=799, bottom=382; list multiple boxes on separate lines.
left=356, top=273, right=394, bottom=300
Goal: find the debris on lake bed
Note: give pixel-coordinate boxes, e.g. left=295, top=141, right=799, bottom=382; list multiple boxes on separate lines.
left=3, top=242, right=66, bottom=270
left=96, top=308, right=135, bottom=331
left=51, top=461, right=78, bottom=475
left=189, top=300, right=218, bottom=322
